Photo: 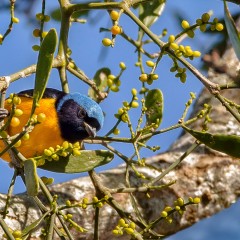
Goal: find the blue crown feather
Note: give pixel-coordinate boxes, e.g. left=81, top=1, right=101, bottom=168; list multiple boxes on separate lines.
left=57, top=93, right=104, bottom=128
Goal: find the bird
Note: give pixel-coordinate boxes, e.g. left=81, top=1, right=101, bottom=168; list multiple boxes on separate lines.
left=0, top=88, right=104, bottom=162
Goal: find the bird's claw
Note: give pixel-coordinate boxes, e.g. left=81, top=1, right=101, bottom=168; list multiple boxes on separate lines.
left=0, top=108, right=8, bottom=121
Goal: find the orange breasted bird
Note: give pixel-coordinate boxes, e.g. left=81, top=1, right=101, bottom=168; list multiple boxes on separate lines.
left=0, top=88, right=104, bottom=162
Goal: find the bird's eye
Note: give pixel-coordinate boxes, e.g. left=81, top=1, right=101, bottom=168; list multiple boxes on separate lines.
left=78, top=108, right=87, bottom=118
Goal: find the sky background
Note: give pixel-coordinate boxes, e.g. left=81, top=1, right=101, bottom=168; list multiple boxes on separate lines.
left=0, top=0, right=239, bottom=239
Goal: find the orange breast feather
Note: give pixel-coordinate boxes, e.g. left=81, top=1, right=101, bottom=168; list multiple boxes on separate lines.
left=0, top=97, right=64, bottom=162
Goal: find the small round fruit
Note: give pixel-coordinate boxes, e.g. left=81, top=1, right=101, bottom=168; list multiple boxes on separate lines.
left=110, top=11, right=119, bottom=21
left=102, top=38, right=112, bottom=47
left=111, top=25, right=122, bottom=35
left=10, top=117, right=20, bottom=127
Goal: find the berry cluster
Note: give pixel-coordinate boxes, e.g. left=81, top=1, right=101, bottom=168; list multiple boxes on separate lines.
left=32, top=13, right=51, bottom=51
left=102, top=10, right=123, bottom=47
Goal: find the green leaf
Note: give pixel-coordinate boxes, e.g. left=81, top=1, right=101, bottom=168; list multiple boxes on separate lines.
left=88, top=68, right=111, bottom=101
left=24, top=159, right=39, bottom=196
left=145, top=89, right=164, bottom=128
left=183, top=125, right=240, bottom=158
left=39, top=150, right=114, bottom=173
left=224, top=0, right=240, bottom=60
left=138, top=0, right=166, bottom=40
left=22, top=211, right=50, bottom=237
left=32, top=28, right=58, bottom=114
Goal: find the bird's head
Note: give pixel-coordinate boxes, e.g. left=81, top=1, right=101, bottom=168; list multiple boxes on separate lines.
left=56, top=93, right=104, bottom=143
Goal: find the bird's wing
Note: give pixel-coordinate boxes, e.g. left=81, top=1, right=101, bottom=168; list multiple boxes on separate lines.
left=18, top=88, right=64, bottom=99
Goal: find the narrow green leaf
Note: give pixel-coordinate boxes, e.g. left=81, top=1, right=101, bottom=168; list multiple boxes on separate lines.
left=32, top=28, right=58, bottom=114
left=88, top=68, right=111, bottom=101
left=39, top=150, right=114, bottom=173
left=183, top=125, right=240, bottom=158
left=24, top=159, right=39, bottom=196
left=145, top=89, right=164, bottom=128
left=224, top=0, right=240, bottom=60
left=21, top=211, right=50, bottom=237
left=138, top=0, right=166, bottom=40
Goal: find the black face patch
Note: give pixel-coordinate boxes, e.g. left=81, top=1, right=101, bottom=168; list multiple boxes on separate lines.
left=57, top=99, right=100, bottom=142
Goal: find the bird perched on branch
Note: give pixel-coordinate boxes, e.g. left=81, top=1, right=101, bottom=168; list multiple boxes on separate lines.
left=0, top=88, right=104, bottom=162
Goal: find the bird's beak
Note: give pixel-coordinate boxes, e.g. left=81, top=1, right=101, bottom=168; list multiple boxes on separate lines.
left=83, top=122, right=96, bottom=138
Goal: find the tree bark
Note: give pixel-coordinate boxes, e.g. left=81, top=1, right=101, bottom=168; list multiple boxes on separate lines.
left=0, top=47, right=239, bottom=239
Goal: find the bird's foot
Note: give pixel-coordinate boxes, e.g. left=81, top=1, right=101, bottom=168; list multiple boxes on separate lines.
left=0, top=108, right=8, bottom=120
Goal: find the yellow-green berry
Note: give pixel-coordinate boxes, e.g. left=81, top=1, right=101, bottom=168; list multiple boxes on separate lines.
left=146, top=60, right=155, bottom=67
left=102, top=38, right=112, bottom=47
left=168, top=35, right=175, bottom=43
left=129, top=222, right=136, bottom=229
left=192, top=51, right=201, bottom=57
left=32, top=45, right=40, bottom=51
left=37, top=113, right=46, bottom=123
left=193, top=197, right=201, bottom=204
left=187, top=30, right=195, bottom=38
left=112, top=229, right=119, bottom=235
left=22, top=133, right=30, bottom=141
left=12, top=230, right=22, bottom=238
left=131, top=101, right=139, bottom=108
left=110, top=85, right=119, bottom=92
left=14, top=140, right=22, bottom=148
left=200, top=24, right=207, bottom=32
left=201, top=13, right=210, bottom=23
left=175, top=206, right=181, bottom=211
left=62, top=141, right=69, bottom=149
left=119, top=62, right=126, bottom=70
left=44, top=149, right=52, bottom=156
left=150, top=74, right=159, bottom=80
left=161, top=211, right=168, bottom=218
left=181, top=20, right=190, bottom=29
left=52, top=154, right=59, bottom=161
left=33, top=28, right=41, bottom=37
left=110, top=10, right=119, bottom=21
left=164, top=206, right=172, bottom=212
left=196, top=18, right=202, bottom=25
left=36, top=13, right=44, bottom=20
left=118, top=218, right=125, bottom=227
left=12, top=17, right=19, bottom=23
left=177, top=197, right=184, bottom=206
left=170, top=42, right=179, bottom=50
left=13, top=96, right=21, bottom=105
left=139, top=73, right=148, bottom=82
left=121, top=113, right=128, bottom=123
left=73, top=148, right=81, bottom=156
left=10, top=117, right=20, bottom=127
left=113, top=128, right=120, bottom=135
left=108, top=74, right=115, bottom=80
left=125, top=228, right=134, bottom=235
left=131, top=88, right=137, bottom=96
left=44, top=15, right=51, bottom=22
left=210, top=24, right=216, bottom=31
left=14, top=109, right=23, bottom=117
left=215, top=23, right=224, bottom=31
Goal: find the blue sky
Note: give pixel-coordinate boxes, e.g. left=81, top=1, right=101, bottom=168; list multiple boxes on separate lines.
left=0, top=0, right=239, bottom=239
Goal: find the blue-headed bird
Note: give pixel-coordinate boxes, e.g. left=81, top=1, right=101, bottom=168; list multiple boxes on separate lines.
left=0, top=88, right=104, bottom=162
